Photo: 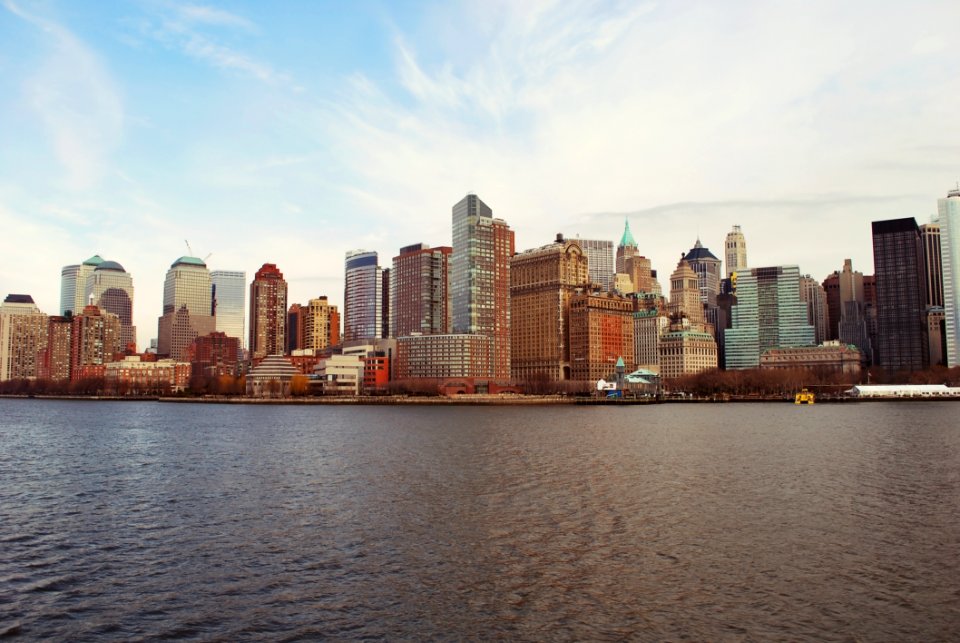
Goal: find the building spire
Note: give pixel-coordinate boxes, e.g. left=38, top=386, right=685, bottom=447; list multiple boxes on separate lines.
left=619, top=218, right=637, bottom=248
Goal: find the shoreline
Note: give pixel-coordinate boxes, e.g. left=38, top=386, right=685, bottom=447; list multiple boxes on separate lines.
left=2, top=393, right=957, bottom=405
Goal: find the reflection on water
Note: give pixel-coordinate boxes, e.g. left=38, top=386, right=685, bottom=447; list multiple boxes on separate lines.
left=1, top=400, right=958, bottom=640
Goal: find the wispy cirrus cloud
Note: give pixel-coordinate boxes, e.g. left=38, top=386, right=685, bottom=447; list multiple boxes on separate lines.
left=4, top=0, right=123, bottom=190
left=134, top=2, right=289, bottom=86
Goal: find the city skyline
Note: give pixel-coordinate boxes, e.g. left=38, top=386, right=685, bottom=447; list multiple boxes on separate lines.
left=2, top=1, right=959, bottom=349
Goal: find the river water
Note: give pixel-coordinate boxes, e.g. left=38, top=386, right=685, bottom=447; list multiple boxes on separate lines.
left=1, top=399, right=958, bottom=640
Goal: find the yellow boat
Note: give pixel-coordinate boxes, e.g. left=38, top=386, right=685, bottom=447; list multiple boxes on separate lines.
left=794, top=388, right=815, bottom=404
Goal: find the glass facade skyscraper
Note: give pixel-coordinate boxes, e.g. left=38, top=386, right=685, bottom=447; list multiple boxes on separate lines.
left=211, top=270, right=246, bottom=348
left=577, top=238, right=614, bottom=292
left=86, top=260, right=136, bottom=351
left=872, top=218, right=928, bottom=371
left=60, top=254, right=103, bottom=315
left=724, top=265, right=815, bottom=369
left=451, top=194, right=514, bottom=379
left=157, top=256, right=215, bottom=360
left=938, top=188, right=960, bottom=366
left=344, top=250, right=383, bottom=342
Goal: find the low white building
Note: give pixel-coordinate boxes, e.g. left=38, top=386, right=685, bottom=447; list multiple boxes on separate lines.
left=313, top=354, right=364, bottom=395
left=846, top=384, right=960, bottom=398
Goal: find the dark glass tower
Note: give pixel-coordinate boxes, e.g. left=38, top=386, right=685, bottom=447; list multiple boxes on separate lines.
left=871, top=218, right=928, bottom=371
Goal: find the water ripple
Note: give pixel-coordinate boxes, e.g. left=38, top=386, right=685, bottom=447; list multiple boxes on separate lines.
left=1, top=400, right=959, bottom=640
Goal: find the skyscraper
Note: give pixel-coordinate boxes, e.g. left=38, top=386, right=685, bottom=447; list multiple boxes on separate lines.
left=659, top=257, right=718, bottom=378
left=510, top=235, right=589, bottom=382
left=667, top=258, right=705, bottom=325
left=344, top=250, right=383, bottom=342
left=211, top=270, right=246, bottom=349
left=872, top=218, right=928, bottom=371
left=249, top=263, right=288, bottom=360
left=724, top=225, right=748, bottom=278
left=71, top=304, right=122, bottom=374
left=157, top=256, right=215, bottom=360
left=920, top=222, right=943, bottom=309
left=451, top=194, right=514, bottom=379
left=390, top=243, right=451, bottom=337
left=799, top=275, right=829, bottom=345
left=615, top=219, right=638, bottom=274
left=724, top=266, right=815, bottom=369
left=60, top=255, right=103, bottom=316
left=577, top=238, right=614, bottom=292
left=302, top=296, right=339, bottom=351
left=0, top=294, right=47, bottom=381
left=938, top=187, right=960, bottom=366
left=835, top=259, right=873, bottom=365
left=85, top=260, right=136, bottom=351
left=683, top=239, right=722, bottom=307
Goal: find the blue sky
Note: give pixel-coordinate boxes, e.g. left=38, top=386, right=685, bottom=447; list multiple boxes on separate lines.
left=2, top=0, right=959, bottom=349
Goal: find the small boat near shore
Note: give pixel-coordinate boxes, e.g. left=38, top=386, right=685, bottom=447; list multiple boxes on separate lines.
left=794, top=388, right=815, bottom=404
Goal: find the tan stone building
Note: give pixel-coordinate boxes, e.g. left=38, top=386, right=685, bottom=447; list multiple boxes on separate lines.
left=395, top=334, right=492, bottom=380
left=302, top=296, right=339, bottom=352
left=71, top=305, right=123, bottom=378
left=657, top=258, right=718, bottom=378
left=510, top=235, right=589, bottom=382
left=658, top=320, right=718, bottom=379
left=569, top=292, right=635, bottom=382
left=760, top=340, right=864, bottom=375
left=0, top=294, right=48, bottom=381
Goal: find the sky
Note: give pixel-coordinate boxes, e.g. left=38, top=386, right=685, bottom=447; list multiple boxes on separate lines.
left=1, top=0, right=959, bottom=350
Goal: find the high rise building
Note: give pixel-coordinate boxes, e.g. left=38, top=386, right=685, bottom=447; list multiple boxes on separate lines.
left=85, top=260, right=136, bottom=351
left=381, top=268, right=391, bottom=340
left=510, top=235, right=589, bottom=382
left=451, top=194, right=515, bottom=379
left=344, top=250, right=383, bottom=342
left=286, top=303, right=303, bottom=353
left=624, top=255, right=661, bottom=295
left=683, top=239, right=722, bottom=307
left=60, top=255, right=103, bottom=316
left=577, top=238, right=614, bottom=292
left=39, top=315, right=73, bottom=381
left=835, top=259, right=873, bottom=365
left=615, top=219, right=639, bottom=274
left=724, top=266, right=815, bottom=369
left=872, top=218, right=928, bottom=371
left=569, top=292, right=635, bottom=381
left=667, top=258, right=705, bottom=326
left=0, top=294, right=47, bottom=381
left=302, top=296, right=339, bottom=352
left=822, top=270, right=842, bottom=340
left=390, top=243, right=451, bottom=337
left=249, top=263, right=288, bottom=360
left=211, top=270, right=246, bottom=349
left=920, top=222, right=943, bottom=309
left=658, top=257, right=718, bottom=378
left=799, top=275, right=830, bottom=345
left=157, top=256, right=215, bottom=360
left=724, top=225, right=748, bottom=278
left=938, top=187, right=960, bottom=366
left=70, top=304, right=122, bottom=375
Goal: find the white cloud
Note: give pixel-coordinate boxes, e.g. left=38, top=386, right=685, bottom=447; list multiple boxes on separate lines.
left=5, top=0, right=123, bottom=190
left=320, top=0, right=960, bottom=286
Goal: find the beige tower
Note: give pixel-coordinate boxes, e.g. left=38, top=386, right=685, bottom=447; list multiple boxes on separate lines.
left=725, top=225, right=748, bottom=278
left=668, top=258, right=704, bottom=326
left=0, top=294, right=48, bottom=381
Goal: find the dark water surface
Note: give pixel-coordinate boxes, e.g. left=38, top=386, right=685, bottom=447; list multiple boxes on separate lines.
left=1, top=399, right=959, bottom=641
